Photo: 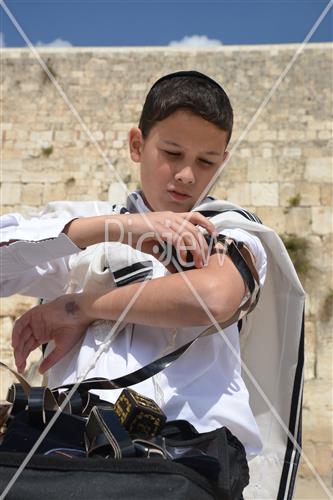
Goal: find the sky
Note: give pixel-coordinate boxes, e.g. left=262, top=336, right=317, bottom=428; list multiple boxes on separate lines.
left=0, top=0, right=332, bottom=49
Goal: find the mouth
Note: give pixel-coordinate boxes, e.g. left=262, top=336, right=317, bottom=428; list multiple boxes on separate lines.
left=167, top=189, right=192, bottom=201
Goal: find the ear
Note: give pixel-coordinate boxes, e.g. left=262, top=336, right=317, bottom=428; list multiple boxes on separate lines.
left=129, top=127, right=144, bottom=163
left=222, top=150, right=229, bottom=164
left=219, top=150, right=230, bottom=172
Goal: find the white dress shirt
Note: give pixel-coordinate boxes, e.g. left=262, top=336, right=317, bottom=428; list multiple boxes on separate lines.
left=0, top=194, right=267, bottom=457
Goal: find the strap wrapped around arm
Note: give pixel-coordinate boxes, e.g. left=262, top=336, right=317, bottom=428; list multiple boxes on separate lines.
left=212, top=235, right=261, bottom=322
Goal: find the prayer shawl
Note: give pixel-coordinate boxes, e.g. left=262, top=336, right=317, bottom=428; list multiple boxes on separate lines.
left=43, top=193, right=304, bottom=500
left=189, top=199, right=305, bottom=500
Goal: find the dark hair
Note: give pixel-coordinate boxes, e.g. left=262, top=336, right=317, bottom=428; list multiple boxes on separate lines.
left=138, top=70, right=233, bottom=144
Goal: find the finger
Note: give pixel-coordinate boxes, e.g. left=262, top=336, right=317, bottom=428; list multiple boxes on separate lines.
left=174, top=233, right=188, bottom=265
left=21, top=335, right=40, bottom=363
left=15, top=337, right=38, bottom=374
left=182, top=231, right=206, bottom=268
left=187, top=212, right=217, bottom=236
left=14, top=323, right=34, bottom=368
left=169, top=226, right=201, bottom=269
left=39, top=346, right=64, bottom=374
left=16, top=360, right=26, bottom=374
left=164, top=228, right=188, bottom=264
left=12, top=312, right=31, bottom=348
left=174, top=223, right=208, bottom=268
left=14, top=331, right=37, bottom=373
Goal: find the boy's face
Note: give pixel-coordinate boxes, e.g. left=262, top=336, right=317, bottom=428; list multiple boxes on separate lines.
left=129, top=109, right=229, bottom=212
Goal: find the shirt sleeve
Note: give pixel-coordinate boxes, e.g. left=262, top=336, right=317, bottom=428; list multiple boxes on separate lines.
left=218, top=228, right=267, bottom=288
left=0, top=212, right=81, bottom=298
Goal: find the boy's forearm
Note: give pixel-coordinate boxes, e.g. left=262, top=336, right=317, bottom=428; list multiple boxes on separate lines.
left=79, top=258, right=245, bottom=328
left=80, top=273, right=211, bottom=327
left=63, top=216, right=122, bottom=249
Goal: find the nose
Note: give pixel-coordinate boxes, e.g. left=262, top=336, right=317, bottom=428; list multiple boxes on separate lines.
left=174, top=165, right=195, bottom=185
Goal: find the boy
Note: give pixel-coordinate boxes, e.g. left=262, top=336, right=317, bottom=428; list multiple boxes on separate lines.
left=1, top=71, right=304, bottom=498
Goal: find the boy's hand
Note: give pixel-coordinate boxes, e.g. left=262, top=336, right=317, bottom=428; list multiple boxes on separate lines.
left=12, top=294, right=93, bottom=374
left=119, top=211, right=216, bottom=269
left=64, top=212, right=216, bottom=268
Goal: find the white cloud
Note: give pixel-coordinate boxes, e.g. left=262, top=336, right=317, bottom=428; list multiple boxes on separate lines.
left=0, top=32, right=6, bottom=48
left=169, top=35, right=222, bottom=48
left=36, top=38, right=72, bottom=48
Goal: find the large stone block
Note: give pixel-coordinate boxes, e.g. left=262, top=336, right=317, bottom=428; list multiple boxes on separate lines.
left=21, top=183, right=43, bottom=205
left=285, top=208, right=312, bottom=236
left=320, top=184, right=332, bottom=205
left=247, top=158, right=279, bottom=182
left=278, top=162, right=305, bottom=181
left=30, top=130, right=53, bottom=143
left=226, top=183, right=251, bottom=206
left=305, top=158, right=332, bottom=182
left=303, top=379, right=332, bottom=446
left=311, top=207, right=333, bottom=236
left=42, top=183, right=67, bottom=203
left=282, top=147, right=302, bottom=158
left=255, top=206, right=286, bottom=232
left=55, top=131, right=76, bottom=143
left=0, top=183, right=21, bottom=205
left=250, top=182, right=279, bottom=206
left=297, top=182, right=321, bottom=206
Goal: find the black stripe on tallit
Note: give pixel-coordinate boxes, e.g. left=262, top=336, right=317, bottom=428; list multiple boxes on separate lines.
left=116, top=271, right=152, bottom=287
left=277, top=309, right=304, bottom=500
left=113, top=261, right=153, bottom=280
left=197, top=208, right=262, bottom=224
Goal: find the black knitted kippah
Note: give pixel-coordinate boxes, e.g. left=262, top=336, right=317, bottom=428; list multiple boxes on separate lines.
left=150, top=70, right=223, bottom=92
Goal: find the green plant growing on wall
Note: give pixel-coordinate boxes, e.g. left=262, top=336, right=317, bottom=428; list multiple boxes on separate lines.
left=288, top=193, right=301, bottom=207
left=280, top=233, right=311, bottom=278
left=66, top=177, right=76, bottom=187
left=284, top=193, right=301, bottom=214
left=41, top=145, right=54, bottom=157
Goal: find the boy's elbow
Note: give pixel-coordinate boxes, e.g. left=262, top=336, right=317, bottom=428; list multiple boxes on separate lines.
left=203, top=278, right=244, bottom=324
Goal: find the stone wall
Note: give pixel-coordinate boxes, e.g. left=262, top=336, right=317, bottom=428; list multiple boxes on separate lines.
left=1, top=44, right=332, bottom=489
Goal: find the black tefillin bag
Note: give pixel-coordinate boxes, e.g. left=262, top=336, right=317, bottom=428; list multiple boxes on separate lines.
left=0, top=235, right=259, bottom=499
left=0, top=360, right=249, bottom=500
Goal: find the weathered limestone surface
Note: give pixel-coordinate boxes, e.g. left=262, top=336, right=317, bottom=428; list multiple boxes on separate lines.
left=1, top=44, right=332, bottom=483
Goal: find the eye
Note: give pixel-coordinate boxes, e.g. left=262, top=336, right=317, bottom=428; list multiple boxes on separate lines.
left=200, top=158, right=214, bottom=166
left=164, top=150, right=181, bottom=158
